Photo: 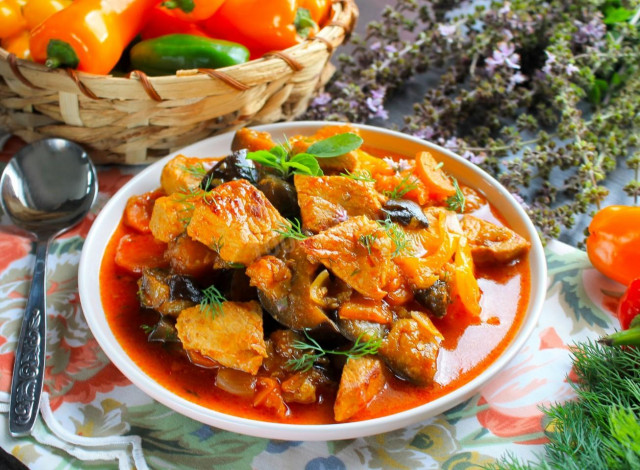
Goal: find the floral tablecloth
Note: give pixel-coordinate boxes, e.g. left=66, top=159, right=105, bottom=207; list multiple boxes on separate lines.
left=0, top=165, right=623, bottom=470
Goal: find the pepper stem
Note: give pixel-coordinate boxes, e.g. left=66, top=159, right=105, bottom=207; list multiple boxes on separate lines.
left=161, top=0, right=195, bottom=13
left=598, top=327, right=640, bottom=347
left=295, top=8, right=318, bottom=38
left=45, top=39, right=79, bottom=69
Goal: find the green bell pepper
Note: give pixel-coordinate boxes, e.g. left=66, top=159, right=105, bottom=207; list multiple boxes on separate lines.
left=129, top=34, right=250, bottom=76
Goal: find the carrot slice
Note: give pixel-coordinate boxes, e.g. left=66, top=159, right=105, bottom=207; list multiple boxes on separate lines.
left=114, top=232, right=168, bottom=274
left=414, top=151, right=456, bottom=200
left=123, top=188, right=164, bottom=234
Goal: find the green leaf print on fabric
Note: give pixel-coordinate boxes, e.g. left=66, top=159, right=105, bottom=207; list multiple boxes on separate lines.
left=127, top=403, right=268, bottom=469
left=546, top=249, right=610, bottom=329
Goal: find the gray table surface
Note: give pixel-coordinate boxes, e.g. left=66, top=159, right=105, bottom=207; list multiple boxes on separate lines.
left=352, top=0, right=633, bottom=248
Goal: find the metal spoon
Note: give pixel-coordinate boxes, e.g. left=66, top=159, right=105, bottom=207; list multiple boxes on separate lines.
left=1, top=138, right=98, bottom=436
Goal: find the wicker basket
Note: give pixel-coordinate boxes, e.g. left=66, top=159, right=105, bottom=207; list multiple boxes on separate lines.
left=0, top=0, right=358, bottom=164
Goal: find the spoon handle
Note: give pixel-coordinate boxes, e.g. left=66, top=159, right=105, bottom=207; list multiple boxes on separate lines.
left=9, top=238, right=49, bottom=436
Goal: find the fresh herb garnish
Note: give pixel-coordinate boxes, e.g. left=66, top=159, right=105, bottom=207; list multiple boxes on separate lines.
left=446, top=178, right=466, bottom=213
left=210, top=236, right=224, bottom=254
left=286, top=331, right=383, bottom=372
left=377, top=217, right=410, bottom=257
left=140, top=324, right=154, bottom=334
left=489, top=340, right=640, bottom=470
left=275, top=218, right=308, bottom=240
left=200, top=285, right=226, bottom=317
left=340, top=169, right=376, bottom=183
left=358, top=233, right=378, bottom=254
left=294, top=7, right=317, bottom=38
left=383, top=173, right=420, bottom=199
left=246, top=133, right=363, bottom=178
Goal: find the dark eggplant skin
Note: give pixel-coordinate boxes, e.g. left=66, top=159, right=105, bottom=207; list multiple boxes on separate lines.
left=414, top=279, right=450, bottom=318
left=138, top=268, right=204, bottom=317
left=200, top=149, right=259, bottom=190
left=256, top=174, right=300, bottom=220
left=381, top=199, right=430, bottom=228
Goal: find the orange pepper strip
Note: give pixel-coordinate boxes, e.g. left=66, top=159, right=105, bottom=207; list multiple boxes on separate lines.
left=22, top=0, right=71, bottom=30
left=453, top=236, right=482, bottom=317
left=0, top=0, right=27, bottom=39
left=414, top=151, right=457, bottom=201
left=30, top=0, right=161, bottom=74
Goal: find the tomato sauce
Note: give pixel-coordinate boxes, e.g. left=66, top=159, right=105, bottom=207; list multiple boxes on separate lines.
left=100, top=144, right=531, bottom=425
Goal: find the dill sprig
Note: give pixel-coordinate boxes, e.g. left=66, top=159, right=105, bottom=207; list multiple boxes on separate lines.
left=341, top=169, right=376, bottom=183
left=199, top=285, right=226, bottom=317
left=275, top=218, right=308, bottom=240
left=377, top=217, right=410, bottom=257
left=286, top=331, right=383, bottom=372
left=488, top=340, right=640, bottom=470
left=358, top=233, right=378, bottom=254
left=383, top=173, right=420, bottom=200
left=446, top=177, right=466, bottom=213
left=181, top=162, right=208, bottom=177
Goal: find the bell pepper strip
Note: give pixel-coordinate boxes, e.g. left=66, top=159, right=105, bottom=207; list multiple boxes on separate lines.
left=1, top=29, right=31, bottom=60
left=29, top=0, right=193, bottom=74
left=586, top=205, right=640, bottom=286
left=130, top=34, right=249, bottom=76
left=161, top=0, right=224, bottom=21
left=202, top=0, right=318, bottom=59
left=0, top=0, right=27, bottom=40
left=140, top=6, right=211, bottom=40
left=22, top=0, right=71, bottom=30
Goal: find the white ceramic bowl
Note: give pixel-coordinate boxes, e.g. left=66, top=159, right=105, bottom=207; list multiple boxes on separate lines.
left=79, top=121, right=546, bottom=441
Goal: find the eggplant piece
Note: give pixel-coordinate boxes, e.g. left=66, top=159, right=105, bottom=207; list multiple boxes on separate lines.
left=256, top=174, right=300, bottom=220
left=146, top=315, right=180, bottom=343
left=381, top=199, right=430, bottom=228
left=200, top=149, right=259, bottom=190
left=414, top=279, right=451, bottom=318
left=138, top=268, right=204, bottom=317
left=337, top=318, right=388, bottom=344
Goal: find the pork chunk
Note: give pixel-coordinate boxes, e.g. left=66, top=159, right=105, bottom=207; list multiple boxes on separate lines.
left=161, top=154, right=219, bottom=195
left=176, top=301, right=267, bottom=375
left=461, top=215, right=531, bottom=265
left=294, top=175, right=382, bottom=233
left=334, top=356, right=386, bottom=422
left=186, top=179, right=288, bottom=266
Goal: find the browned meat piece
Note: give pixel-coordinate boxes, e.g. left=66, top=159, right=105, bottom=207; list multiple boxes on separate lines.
left=294, top=175, right=383, bottom=233
left=176, top=300, right=267, bottom=375
left=148, top=192, right=197, bottom=243
left=300, top=216, right=399, bottom=300
left=461, top=215, right=531, bottom=265
left=281, top=369, right=334, bottom=405
left=186, top=179, right=288, bottom=266
left=379, top=311, right=443, bottom=385
left=334, top=356, right=386, bottom=422
left=246, top=246, right=338, bottom=332
left=338, top=295, right=393, bottom=324
left=160, top=154, right=219, bottom=195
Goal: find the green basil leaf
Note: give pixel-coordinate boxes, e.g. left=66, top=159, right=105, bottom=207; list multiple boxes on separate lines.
left=288, top=153, right=323, bottom=176
left=307, top=133, right=363, bottom=158
left=269, top=145, right=288, bottom=160
left=247, top=150, right=279, bottom=165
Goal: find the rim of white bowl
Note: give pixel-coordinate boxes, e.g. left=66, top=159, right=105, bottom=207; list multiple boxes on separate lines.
left=79, top=121, right=547, bottom=441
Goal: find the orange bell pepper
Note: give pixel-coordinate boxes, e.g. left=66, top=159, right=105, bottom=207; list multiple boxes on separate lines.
left=202, top=0, right=319, bottom=59
left=0, top=0, right=27, bottom=40
left=22, top=0, right=71, bottom=29
left=161, top=0, right=224, bottom=21
left=140, top=5, right=210, bottom=40
left=2, top=29, right=31, bottom=59
left=586, top=205, right=640, bottom=286
left=299, top=0, right=331, bottom=26
left=30, top=0, right=193, bottom=74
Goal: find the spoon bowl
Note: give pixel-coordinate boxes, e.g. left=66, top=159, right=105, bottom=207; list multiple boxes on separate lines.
left=1, top=138, right=98, bottom=436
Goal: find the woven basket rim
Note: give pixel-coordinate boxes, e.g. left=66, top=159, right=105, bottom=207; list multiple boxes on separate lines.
left=0, top=0, right=358, bottom=101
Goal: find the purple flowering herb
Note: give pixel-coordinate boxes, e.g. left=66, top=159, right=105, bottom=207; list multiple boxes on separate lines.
left=485, top=41, right=521, bottom=72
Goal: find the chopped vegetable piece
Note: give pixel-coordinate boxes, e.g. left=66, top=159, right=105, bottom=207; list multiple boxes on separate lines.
left=138, top=268, right=202, bottom=317
left=379, top=312, right=443, bottom=385
left=414, top=151, right=456, bottom=200
left=123, top=189, right=165, bottom=234
left=232, top=127, right=277, bottom=152
left=453, top=236, right=482, bottom=317
left=114, top=233, right=168, bottom=274
left=338, top=295, right=393, bottom=324
left=176, top=300, right=267, bottom=375
left=165, top=234, right=218, bottom=277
